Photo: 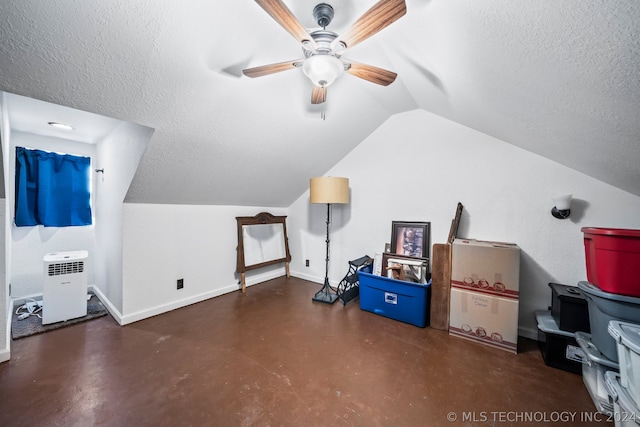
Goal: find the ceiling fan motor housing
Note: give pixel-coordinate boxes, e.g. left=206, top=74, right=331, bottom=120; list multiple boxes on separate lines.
left=313, top=3, right=334, bottom=28
left=304, top=30, right=339, bottom=56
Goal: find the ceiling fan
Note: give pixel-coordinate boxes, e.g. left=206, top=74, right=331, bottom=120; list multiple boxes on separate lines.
left=242, top=0, right=407, bottom=104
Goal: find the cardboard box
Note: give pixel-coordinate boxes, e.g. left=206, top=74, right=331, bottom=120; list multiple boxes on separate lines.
left=449, top=287, right=519, bottom=353
left=451, top=238, right=520, bottom=299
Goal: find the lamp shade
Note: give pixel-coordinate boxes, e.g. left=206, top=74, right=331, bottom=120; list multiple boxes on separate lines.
left=302, top=55, right=344, bottom=88
left=310, top=177, right=349, bottom=204
left=553, top=194, right=572, bottom=210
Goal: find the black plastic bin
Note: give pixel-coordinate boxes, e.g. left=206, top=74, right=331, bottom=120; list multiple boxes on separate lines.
left=549, top=282, right=590, bottom=333
left=536, top=310, right=585, bottom=375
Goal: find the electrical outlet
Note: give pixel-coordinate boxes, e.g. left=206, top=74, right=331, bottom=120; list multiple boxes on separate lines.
left=177, top=279, right=184, bottom=290
left=305, top=259, right=310, bottom=267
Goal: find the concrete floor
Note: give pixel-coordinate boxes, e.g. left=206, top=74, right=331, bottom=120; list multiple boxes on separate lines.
left=0, top=277, right=611, bottom=426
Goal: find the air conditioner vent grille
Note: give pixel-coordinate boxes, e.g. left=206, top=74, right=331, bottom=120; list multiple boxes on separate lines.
left=47, top=261, right=84, bottom=276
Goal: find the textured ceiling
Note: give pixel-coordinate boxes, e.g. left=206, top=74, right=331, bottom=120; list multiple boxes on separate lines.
left=0, top=0, right=638, bottom=206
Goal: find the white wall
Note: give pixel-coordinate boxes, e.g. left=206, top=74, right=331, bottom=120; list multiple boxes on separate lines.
left=286, top=109, right=640, bottom=339
left=0, top=116, right=151, bottom=363
left=0, top=95, right=9, bottom=362
left=120, top=204, right=288, bottom=325
left=94, top=122, right=153, bottom=315
left=0, top=203, right=6, bottom=363
left=9, top=131, right=97, bottom=298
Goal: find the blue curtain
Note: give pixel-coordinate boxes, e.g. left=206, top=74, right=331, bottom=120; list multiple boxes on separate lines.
left=15, top=147, right=92, bottom=227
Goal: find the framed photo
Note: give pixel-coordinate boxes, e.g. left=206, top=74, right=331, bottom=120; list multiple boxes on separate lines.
left=382, top=253, right=429, bottom=284
left=390, top=221, right=430, bottom=259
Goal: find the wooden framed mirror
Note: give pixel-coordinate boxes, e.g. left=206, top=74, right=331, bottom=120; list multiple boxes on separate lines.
left=236, top=212, right=291, bottom=293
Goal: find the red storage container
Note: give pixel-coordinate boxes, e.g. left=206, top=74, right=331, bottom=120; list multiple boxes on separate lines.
left=582, top=227, right=640, bottom=297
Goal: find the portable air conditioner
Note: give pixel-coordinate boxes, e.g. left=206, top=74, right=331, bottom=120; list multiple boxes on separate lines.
left=42, top=250, right=88, bottom=325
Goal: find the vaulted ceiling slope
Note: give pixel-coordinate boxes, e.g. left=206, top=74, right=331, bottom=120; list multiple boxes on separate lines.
left=1, top=1, right=638, bottom=206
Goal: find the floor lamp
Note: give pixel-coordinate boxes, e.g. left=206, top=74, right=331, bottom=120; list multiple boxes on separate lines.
left=310, top=176, right=349, bottom=304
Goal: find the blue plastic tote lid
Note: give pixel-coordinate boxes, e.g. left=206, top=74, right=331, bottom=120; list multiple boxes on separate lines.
left=608, top=320, right=640, bottom=354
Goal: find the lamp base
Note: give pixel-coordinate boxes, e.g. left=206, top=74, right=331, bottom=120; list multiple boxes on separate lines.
left=312, top=278, right=338, bottom=304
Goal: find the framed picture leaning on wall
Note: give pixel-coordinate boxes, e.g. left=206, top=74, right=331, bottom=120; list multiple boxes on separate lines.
left=382, top=252, right=429, bottom=284
left=390, top=221, right=431, bottom=259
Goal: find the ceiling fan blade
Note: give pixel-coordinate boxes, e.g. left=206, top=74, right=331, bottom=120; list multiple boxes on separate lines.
left=242, top=59, right=304, bottom=78
left=333, top=0, right=407, bottom=50
left=311, top=86, right=327, bottom=104
left=345, top=61, right=397, bottom=86
left=255, top=0, right=317, bottom=48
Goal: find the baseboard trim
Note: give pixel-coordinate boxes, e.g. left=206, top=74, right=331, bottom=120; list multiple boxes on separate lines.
left=290, top=270, right=337, bottom=287
left=119, top=269, right=288, bottom=326
left=0, top=347, right=10, bottom=363
left=34, top=271, right=290, bottom=327
left=119, top=285, right=237, bottom=326
left=518, top=325, right=538, bottom=341
left=2, top=298, right=11, bottom=363
left=242, top=268, right=290, bottom=288
left=90, top=286, right=125, bottom=326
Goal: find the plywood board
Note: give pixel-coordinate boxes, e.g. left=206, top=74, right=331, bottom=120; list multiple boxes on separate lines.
left=430, top=243, right=452, bottom=330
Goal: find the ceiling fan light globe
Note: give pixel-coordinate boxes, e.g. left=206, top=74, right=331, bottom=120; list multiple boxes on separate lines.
left=302, top=55, right=344, bottom=88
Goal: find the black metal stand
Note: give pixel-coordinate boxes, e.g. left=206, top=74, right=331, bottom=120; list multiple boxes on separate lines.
left=337, top=255, right=373, bottom=305
left=313, top=203, right=339, bottom=304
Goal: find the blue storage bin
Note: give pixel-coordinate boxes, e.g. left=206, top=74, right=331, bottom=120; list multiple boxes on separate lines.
left=358, top=271, right=430, bottom=327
